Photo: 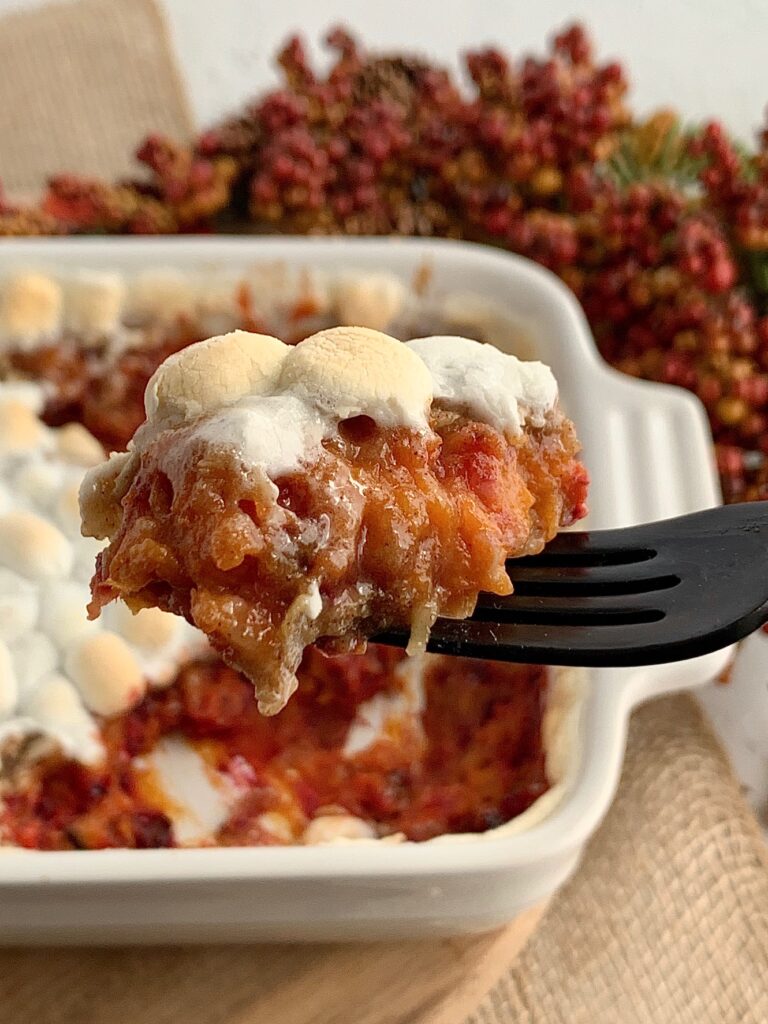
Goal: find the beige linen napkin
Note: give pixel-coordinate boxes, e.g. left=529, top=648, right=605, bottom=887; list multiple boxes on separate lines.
left=0, top=0, right=194, bottom=196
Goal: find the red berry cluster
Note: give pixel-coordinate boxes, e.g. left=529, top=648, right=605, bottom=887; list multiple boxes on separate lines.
left=0, top=181, right=61, bottom=236
left=559, top=169, right=768, bottom=501
left=42, top=173, right=177, bottom=234
left=244, top=32, right=471, bottom=235
left=5, top=23, right=768, bottom=504
left=37, top=137, right=237, bottom=234
left=691, top=121, right=768, bottom=251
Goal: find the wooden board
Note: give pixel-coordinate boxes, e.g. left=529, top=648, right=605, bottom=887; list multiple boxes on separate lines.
left=0, top=903, right=545, bottom=1024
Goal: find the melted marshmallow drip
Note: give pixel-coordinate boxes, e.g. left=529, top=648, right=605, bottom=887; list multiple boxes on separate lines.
left=407, top=335, right=557, bottom=435
left=191, top=395, right=328, bottom=479
left=139, top=736, right=236, bottom=844
left=343, top=658, right=426, bottom=757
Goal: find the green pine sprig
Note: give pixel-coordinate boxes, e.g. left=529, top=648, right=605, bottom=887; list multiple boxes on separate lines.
left=604, top=116, right=705, bottom=191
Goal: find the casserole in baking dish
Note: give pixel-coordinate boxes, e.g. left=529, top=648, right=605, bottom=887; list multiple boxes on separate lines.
left=0, top=237, right=730, bottom=942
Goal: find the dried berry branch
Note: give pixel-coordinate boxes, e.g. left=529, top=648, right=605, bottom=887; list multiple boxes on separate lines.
left=4, top=23, right=768, bottom=502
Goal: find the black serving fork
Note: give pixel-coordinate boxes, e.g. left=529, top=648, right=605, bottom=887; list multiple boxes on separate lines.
left=376, top=502, right=768, bottom=667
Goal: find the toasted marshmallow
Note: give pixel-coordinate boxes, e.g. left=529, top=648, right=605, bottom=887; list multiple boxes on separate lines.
left=127, top=268, right=196, bottom=325
left=105, top=604, right=178, bottom=652
left=54, top=423, right=105, bottom=467
left=0, top=639, right=18, bottom=718
left=101, top=603, right=208, bottom=690
left=143, top=327, right=434, bottom=488
left=0, top=380, right=213, bottom=769
left=12, top=457, right=66, bottom=510
left=193, top=274, right=240, bottom=333
left=38, top=580, right=98, bottom=649
left=0, top=273, right=62, bottom=348
left=0, top=399, right=47, bottom=457
left=280, top=326, right=432, bottom=428
left=0, top=511, right=73, bottom=580
left=256, top=811, right=295, bottom=843
left=334, top=273, right=406, bottom=331
left=0, top=381, right=46, bottom=415
left=63, top=271, right=125, bottom=339
left=302, top=814, right=376, bottom=844
left=144, top=330, right=288, bottom=427
left=65, top=631, right=145, bottom=717
left=0, top=569, right=38, bottom=646
left=11, top=631, right=57, bottom=699
left=244, top=263, right=330, bottom=317
left=20, top=673, right=102, bottom=764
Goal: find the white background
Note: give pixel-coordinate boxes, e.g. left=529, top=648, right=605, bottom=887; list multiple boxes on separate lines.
left=0, top=0, right=767, bottom=141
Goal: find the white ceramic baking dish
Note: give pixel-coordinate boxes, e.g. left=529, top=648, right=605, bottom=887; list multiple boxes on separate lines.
left=0, top=236, right=731, bottom=944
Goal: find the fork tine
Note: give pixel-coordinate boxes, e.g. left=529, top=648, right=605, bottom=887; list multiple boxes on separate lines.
left=507, top=563, right=680, bottom=596
left=379, top=617, right=670, bottom=664
left=509, top=539, right=657, bottom=569
left=474, top=591, right=670, bottom=624
left=418, top=606, right=763, bottom=666
left=427, top=617, right=666, bottom=663
left=376, top=503, right=768, bottom=666
left=525, top=501, right=768, bottom=568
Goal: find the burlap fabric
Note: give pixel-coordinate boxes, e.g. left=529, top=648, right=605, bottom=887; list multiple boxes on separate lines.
left=470, top=693, right=768, bottom=1024
left=0, top=4, right=766, bottom=1020
left=0, top=0, right=194, bottom=196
